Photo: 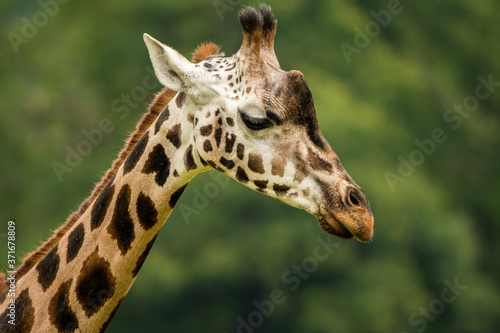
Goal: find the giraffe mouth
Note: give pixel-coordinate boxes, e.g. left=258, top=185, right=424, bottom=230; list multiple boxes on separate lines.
left=316, top=208, right=373, bottom=242
left=317, top=211, right=354, bottom=240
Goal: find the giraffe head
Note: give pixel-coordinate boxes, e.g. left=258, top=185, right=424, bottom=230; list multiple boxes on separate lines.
left=144, top=5, right=373, bottom=241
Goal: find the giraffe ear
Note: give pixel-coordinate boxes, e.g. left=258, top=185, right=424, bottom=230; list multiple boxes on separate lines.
left=143, top=33, right=197, bottom=91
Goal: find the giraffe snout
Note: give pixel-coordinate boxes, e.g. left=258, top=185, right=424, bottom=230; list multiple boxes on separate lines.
left=316, top=179, right=374, bottom=242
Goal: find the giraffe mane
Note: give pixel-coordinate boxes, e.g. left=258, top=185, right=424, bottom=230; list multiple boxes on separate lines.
left=0, top=42, right=220, bottom=293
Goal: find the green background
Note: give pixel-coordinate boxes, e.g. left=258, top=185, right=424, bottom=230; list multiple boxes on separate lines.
left=1, top=0, right=499, bottom=332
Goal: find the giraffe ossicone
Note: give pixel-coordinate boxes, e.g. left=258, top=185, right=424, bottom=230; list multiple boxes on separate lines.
left=0, top=4, right=373, bottom=332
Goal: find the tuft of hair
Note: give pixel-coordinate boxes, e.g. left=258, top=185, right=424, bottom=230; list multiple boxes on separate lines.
left=239, top=6, right=263, bottom=33
left=192, top=42, right=221, bottom=63
left=239, top=5, right=276, bottom=34
left=259, top=4, right=277, bottom=33
left=0, top=41, right=220, bottom=294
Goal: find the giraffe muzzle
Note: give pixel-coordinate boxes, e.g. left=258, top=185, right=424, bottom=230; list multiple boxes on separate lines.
left=316, top=183, right=374, bottom=242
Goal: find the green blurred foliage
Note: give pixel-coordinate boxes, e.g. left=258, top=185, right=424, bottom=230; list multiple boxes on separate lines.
left=1, top=0, right=499, bottom=332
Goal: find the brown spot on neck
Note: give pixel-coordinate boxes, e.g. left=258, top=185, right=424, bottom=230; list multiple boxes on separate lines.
left=154, top=107, right=170, bottom=134
left=49, top=279, right=79, bottom=332
left=76, top=247, right=116, bottom=318
left=124, top=132, right=150, bottom=175
left=166, top=124, right=182, bottom=149
left=184, top=145, right=198, bottom=171
left=36, top=244, right=60, bottom=291
left=66, top=223, right=85, bottom=263
left=136, top=193, right=158, bottom=231
left=142, top=144, right=171, bottom=186
left=91, top=181, right=116, bottom=231
left=107, top=185, right=135, bottom=255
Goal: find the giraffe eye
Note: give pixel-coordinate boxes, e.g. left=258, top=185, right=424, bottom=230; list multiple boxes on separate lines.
left=240, top=112, right=274, bottom=131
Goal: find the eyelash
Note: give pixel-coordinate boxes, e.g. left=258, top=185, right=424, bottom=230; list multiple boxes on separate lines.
left=240, top=112, right=274, bottom=131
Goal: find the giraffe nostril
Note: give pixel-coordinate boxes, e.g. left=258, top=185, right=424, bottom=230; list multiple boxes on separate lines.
left=348, top=191, right=361, bottom=208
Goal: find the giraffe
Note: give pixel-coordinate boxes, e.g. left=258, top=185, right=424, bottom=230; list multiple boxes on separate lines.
left=0, top=5, right=373, bottom=332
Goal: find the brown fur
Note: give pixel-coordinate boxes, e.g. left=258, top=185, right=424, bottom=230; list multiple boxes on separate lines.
left=0, top=42, right=219, bottom=293
left=192, top=43, right=220, bottom=63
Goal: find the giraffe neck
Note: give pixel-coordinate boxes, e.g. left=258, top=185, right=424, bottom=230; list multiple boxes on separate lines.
left=0, top=92, right=207, bottom=332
